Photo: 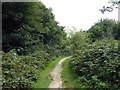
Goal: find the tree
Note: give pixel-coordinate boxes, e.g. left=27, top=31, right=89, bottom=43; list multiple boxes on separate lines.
left=2, top=2, right=66, bottom=54
left=87, top=19, right=118, bottom=41
left=69, top=30, right=90, bottom=54
left=99, top=0, right=119, bottom=14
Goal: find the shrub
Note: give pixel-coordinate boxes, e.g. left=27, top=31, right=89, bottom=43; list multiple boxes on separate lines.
left=2, top=49, right=50, bottom=88
left=71, top=39, right=120, bottom=88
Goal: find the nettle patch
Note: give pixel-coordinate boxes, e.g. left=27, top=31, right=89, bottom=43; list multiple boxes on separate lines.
left=71, top=39, right=120, bottom=88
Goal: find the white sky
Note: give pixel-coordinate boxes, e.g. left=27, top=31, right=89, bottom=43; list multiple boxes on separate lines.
left=40, top=0, right=118, bottom=31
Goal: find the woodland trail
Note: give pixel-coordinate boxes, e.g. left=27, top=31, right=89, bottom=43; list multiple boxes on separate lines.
left=49, top=56, right=71, bottom=88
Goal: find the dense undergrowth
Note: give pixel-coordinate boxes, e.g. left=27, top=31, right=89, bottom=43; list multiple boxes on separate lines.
left=68, top=19, right=120, bottom=88
left=70, top=39, right=120, bottom=88
left=2, top=1, right=120, bottom=89
left=2, top=50, right=50, bottom=88
left=2, top=1, right=69, bottom=89
left=2, top=49, right=68, bottom=88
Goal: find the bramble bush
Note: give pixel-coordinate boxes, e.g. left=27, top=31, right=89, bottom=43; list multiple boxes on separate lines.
left=71, top=39, right=120, bottom=88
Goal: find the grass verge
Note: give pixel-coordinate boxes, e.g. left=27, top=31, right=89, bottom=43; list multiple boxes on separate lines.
left=61, top=58, right=87, bottom=88
left=33, top=56, right=66, bottom=88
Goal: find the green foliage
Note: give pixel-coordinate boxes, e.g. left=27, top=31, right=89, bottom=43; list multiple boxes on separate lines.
left=2, top=2, right=69, bottom=88
left=33, top=56, right=66, bottom=88
left=69, top=31, right=90, bottom=54
left=87, top=19, right=119, bottom=41
left=112, top=22, right=120, bottom=40
left=61, top=58, right=87, bottom=88
left=62, top=19, right=120, bottom=88
left=2, top=1, right=119, bottom=89
left=2, top=49, right=50, bottom=88
left=2, top=2, right=66, bottom=54
left=71, top=39, right=120, bottom=88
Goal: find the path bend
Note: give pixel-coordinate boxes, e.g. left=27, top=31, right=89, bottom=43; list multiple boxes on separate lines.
left=49, top=56, right=71, bottom=88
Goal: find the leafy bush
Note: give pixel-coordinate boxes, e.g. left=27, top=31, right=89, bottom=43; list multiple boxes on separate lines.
left=2, top=49, right=50, bottom=88
left=87, top=19, right=119, bottom=41
left=71, top=39, right=120, bottom=88
left=43, top=45, right=69, bottom=58
left=69, top=31, right=90, bottom=54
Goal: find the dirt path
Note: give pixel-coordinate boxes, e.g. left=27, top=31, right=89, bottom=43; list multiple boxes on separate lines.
left=49, top=56, right=71, bottom=88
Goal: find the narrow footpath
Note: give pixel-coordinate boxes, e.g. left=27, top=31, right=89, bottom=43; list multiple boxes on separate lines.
left=49, top=56, right=71, bottom=88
